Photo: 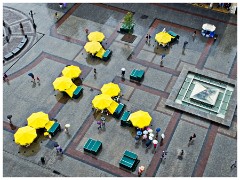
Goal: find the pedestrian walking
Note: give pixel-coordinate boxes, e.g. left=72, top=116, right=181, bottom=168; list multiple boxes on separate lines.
left=142, top=134, right=148, bottom=142
left=7, top=115, right=13, bottom=125
left=160, top=150, right=168, bottom=161
left=231, top=160, right=237, bottom=169
left=145, top=139, right=152, bottom=149
left=121, top=68, right=125, bottom=77
left=161, top=54, right=166, bottom=60
left=214, top=34, right=218, bottom=42
left=153, top=139, right=158, bottom=152
left=146, top=34, right=151, bottom=44
left=28, top=73, right=35, bottom=82
left=97, top=121, right=101, bottom=130
left=178, top=149, right=184, bottom=159
left=138, top=166, right=145, bottom=177
left=192, top=31, right=196, bottom=40
left=64, top=124, right=70, bottom=134
left=40, top=157, right=45, bottom=165
left=59, top=3, right=63, bottom=8
left=19, top=22, right=23, bottom=30
left=36, top=77, right=40, bottom=83
left=5, top=36, right=9, bottom=43
left=183, top=41, right=188, bottom=49
left=56, top=145, right=63, bottom=154
left=85, top=28, right=89, bottom=35
left=3, top=73, right=8, bottom=82
left=188, top=133, right=196, bottom=146
left=161, top=133, right=165, bottom=141
left=8, top=27, right=11, bottom=35
left=55, top=12, right=59, bottom=20
left=94, top=68, right=97, bottom=78
left=101, top=117, right=105, bottom=128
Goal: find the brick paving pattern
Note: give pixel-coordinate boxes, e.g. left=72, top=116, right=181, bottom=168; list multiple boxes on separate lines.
left=3, top=3, right=237, bottom=177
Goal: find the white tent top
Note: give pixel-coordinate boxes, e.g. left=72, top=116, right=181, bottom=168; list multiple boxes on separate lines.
left=202, top=23, right=216, bottom=32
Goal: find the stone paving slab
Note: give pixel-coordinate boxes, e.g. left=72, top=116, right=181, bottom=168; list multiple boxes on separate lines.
left=203, top=134, right=237, bottom=177
left=156, top=98, right=175, bottom=116
left=3, top=151, right=62, bottom=177
left=152, top=54, right=179, bottom=70
left=57, top=16, right=116, bottom=41
left=156, top=120, right=208, bottom=177
left=137, top=50, right=155, bottom=62
left=118, top=83, right=135, bottom=101
left=50, top=154, right=114, bottom=177
left=142, top=67, right=172, bottom=91
left=72, top=4, right=125, bottom=26
left=129, top=89, right=160, bottom=110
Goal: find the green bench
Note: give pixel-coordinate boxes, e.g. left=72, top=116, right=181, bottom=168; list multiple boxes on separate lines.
left=124, top=150, right=138, bottom=160
left=48, top=122, right=61, bottom=137
left=130, top=69, right=145, bottom=82
left=119, top=150, right=140, bottom=171
left=168, top=30, right=180, bottom=40
left=102, top=49, right=112, bottom=61
left=73, top=86, right=83, bottom=99
left=113, top=103, right=125, bottom=119
left=83, top=138, right=102, bottom=155
left=120, top=111, right=132, bottom=127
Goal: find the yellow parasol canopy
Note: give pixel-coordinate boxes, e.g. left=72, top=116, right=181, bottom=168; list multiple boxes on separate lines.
left=27, top=111, right=49, bottom=129
left=129, top=110, right=152, bottom=128
left=53, top=76, right=73, bottom=91
left=14, top=126, right=37, bottom=146
left=88, top=31, right=105, bottom=42
left=84, top=41, right=102, bottom=54
left=44, top=120, right=55, bottom=131
left=62, top=65, right=82, bottom=79
left=101, top=82, right=121, bottom=97
left=155, top=32, right=173, bottom=44
left=64, top=83, right=77, bottom=98
left=92, top=94, right=113, bottom=110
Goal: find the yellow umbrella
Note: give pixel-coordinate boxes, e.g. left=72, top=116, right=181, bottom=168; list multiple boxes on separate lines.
left=129, top=110, right=152, bottom=128
left=101, top=82, right=121, bottom=97
left=53, top=76, right=73, bottom=91
left=14, top=126, right=37, bottom=146
left=92, top=94, right=113, bottom=110
left=155, top=32, right=173, bottom=44
left=27, top=111, right=49, bottom=129
left=88, top=31, right=105, bottom=42
left=62, top=65, right=82, bottom=79
left=64, top=83, right=77, bottom=98
left=84, top=41, right=102, bottom=54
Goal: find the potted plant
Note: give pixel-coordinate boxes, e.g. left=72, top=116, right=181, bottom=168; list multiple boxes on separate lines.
left=120, top=12, right=135, bottom=34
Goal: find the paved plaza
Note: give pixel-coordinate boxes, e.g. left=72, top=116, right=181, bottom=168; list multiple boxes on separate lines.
left=3, top=3, right=237, bottom=177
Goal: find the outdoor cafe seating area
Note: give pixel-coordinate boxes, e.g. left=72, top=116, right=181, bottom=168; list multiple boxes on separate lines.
left=84, top=31, right=112, bottom=61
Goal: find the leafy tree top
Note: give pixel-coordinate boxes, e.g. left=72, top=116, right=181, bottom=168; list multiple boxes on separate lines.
left=123, top=12, right=134, bottom=28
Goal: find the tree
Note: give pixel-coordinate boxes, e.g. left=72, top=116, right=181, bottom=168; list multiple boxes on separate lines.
left=123, top=12, right=134, bottom=28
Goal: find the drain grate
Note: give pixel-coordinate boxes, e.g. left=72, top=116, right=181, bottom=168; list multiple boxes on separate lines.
left=140, top=15, right=148, bottom=19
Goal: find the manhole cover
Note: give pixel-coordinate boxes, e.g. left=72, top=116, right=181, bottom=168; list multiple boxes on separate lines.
left=140, top=15, right=148, bottom=19
left=121, top=34, right=137, bottom=43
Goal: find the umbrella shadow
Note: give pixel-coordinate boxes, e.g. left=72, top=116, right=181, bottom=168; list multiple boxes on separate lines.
left=154, top=44, right=170, bottom=55
left=32, top=81, right=37, bottom=88
left=17, top=135, right=47, bottom=157
left=86, top=54, right=102, bottom=65
left=54, top=91, right=70, bottom=104
left=72, top=77, right=82, bottom=86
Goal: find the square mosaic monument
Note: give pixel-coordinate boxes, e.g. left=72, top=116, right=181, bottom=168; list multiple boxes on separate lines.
left=166, top=66, right=237, bottom=127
